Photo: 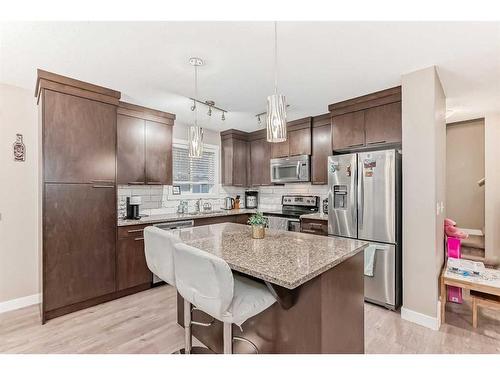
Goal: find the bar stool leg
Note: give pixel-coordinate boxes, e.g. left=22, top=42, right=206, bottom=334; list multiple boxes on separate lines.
left=223, top=322, right=233, bottom=354
left=184, top=299, right=192, bottom=354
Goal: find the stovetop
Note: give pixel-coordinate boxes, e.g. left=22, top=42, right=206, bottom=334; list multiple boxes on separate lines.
left=262, top=195, right=320, bottom=219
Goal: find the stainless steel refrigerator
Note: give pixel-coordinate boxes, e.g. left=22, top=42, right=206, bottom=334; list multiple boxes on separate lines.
left=328, top=149, right=402, bottom=309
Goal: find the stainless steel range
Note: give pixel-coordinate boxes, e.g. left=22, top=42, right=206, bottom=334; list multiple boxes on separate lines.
left=263, top=195, right=319, bottom=232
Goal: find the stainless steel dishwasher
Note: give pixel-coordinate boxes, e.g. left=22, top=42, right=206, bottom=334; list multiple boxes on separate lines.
left=151, top=220, right=194, bottom=285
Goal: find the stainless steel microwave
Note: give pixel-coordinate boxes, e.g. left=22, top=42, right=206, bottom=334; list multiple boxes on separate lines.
left=270, top=155, right=310, bottom=183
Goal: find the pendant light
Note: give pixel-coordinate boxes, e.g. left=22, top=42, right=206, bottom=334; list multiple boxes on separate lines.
left=188, top=57, right=204, bottom=158
left=266, top=21, right=287, bottom=143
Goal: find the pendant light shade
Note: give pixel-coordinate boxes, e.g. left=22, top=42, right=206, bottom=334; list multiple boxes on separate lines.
left=266, top=94, right=287, bottom=143
left=266, top=21, right=287, bottom=143
left=188, top=57, right=204, bottom=158
left=188, top=125, right=203, bottom=158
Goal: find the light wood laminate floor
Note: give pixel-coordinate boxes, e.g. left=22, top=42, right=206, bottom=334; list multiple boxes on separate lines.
left=1, top=285, right=499, bottom=354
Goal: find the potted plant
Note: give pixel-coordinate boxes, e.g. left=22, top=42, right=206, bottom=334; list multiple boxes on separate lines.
left=248, top=212, right=268, bottom=239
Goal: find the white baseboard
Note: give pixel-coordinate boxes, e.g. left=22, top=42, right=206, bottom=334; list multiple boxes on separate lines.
left=0, top=293, right=40, bottom=314
left=401, top=305, right=440, bottom=330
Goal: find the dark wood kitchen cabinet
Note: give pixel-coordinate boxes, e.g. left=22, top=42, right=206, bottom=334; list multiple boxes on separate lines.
left=117, top=236, right=152, bottom=291
left=145, top=120, right=173, bottom=185
left=311, top=113, right=331, bottom=185
left=249, top=131, right=272, bottom=186
left=271, top=137, right=289, bottom=158
left=43, top=89, right=117, bottom=184
left=37, top=70, right=121, bottom=322
left=331, top=111, right=365, bottom=150
left=43, top=183, right=117, bottom=312
left=117, top=102, right=175, bottom=185
left=329, top=86, right=401, bottom=152
left=270, top=117, right=312, bottom=158
left=301, top=218, right=328, bottom=236
left=364, top=101, right=402, bottom=146
left=221, top=130, right=249, bottom=187
left=117, top=114, right=146, bottom=184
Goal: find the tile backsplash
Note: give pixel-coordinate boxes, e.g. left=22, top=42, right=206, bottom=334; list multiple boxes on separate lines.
left=117, top=185, right=246, bottom=218
left=117, top=183, right=329, bottom=218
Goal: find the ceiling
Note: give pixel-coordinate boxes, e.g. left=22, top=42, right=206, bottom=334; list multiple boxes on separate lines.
left=1, top=21, right=499, bottom=131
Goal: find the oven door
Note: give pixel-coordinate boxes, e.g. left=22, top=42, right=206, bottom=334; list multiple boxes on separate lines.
left=264, top=216, right=300, bottom=232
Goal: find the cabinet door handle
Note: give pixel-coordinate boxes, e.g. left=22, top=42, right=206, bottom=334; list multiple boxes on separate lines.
left=128, top=181, right=145, bottom=185
left=91, top=180, right=114, bottom=183
left=347, top=143, right=364, bottom=148
left=134, top=237, right=144, bottom=241
left=301, top=229, right=318, bottom=234
left=147, top=181, right=162, bottom=185
left=92, top=185, right=115, bottom=188
left=367, top=140, right=386, bottom=145
left=127, top=229, right=143, bottom=233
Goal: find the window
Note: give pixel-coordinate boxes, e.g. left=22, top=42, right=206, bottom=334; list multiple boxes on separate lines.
left=172, top=140, right=219, bottom=197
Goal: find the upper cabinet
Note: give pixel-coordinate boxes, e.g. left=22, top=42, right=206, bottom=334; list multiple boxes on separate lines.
left=271, top=117, right=312, bottom=158
left=364, top=101, right=402, bottom=146
left=221, top=130, right=249, bottom=187
left=249, top=130, right=272, bottom=186
left=117, top=102, right=175, bottom=185
left=43, top=90, right=117, bottom=184
left=329, top=86, right=401, bottom=152
left=331, top=111, right=365, bottom=150
left=311, top=114, right=332, bottom=185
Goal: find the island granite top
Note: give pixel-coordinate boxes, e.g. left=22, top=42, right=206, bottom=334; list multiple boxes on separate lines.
left=118, top=208, right=256, bottom=227
left=172, top=223, right=367, bottom=289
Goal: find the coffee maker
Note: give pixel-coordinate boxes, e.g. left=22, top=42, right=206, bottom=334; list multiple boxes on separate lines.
left=126, top=196, right=142, bottom=220
left=245, top=191, right=258, bottom=209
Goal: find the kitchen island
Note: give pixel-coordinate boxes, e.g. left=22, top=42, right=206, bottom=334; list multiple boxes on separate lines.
left=173, top=223, right=367, bottom=354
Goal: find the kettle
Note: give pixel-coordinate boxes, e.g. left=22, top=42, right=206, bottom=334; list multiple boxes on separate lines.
left=223, top=197, right=235, bottom=210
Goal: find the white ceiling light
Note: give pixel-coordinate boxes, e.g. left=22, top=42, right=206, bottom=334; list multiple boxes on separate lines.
left=266, top=21, right=287, bottom=143
left=188, top=57, right=204, bottom=158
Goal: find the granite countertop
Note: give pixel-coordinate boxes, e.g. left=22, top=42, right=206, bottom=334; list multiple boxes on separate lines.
left=118, top=208, right=257, bottom=227
left=173, top=223, right=367, bottom=289
left=300, top=212, right=328, bottom=221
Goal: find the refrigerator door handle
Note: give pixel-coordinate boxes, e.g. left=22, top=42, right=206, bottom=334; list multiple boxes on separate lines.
left=358, top=161, right=364, bottom=229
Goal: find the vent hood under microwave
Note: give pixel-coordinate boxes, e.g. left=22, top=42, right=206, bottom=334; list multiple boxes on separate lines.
left=270, top=155, right=310, bottom=184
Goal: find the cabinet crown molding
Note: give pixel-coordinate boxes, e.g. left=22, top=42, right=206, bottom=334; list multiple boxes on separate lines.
left=328, top=86, right=401, bottom=116
left=35, top=69, right=121, bottom=102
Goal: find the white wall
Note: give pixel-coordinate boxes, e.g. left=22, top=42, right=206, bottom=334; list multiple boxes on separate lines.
left=0, top=83, right=40, bottom=306
left=484, top=114, right=500, bottom=264
left=446, top=119, right=485, bottom=230
left=401, top=66, right=446, bottom=329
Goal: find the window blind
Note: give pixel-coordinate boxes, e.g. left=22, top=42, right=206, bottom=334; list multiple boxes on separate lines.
left=172, top=145, right=216, bottom=186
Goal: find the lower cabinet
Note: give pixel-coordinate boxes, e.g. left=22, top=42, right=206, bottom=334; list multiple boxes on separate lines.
left=117, top=236, right=152, bottom=291
left=300, top=218, right=328, bottom=236
left=194, top=214, right=250, bottom=227
left=43, top=183, right=117, bottom=312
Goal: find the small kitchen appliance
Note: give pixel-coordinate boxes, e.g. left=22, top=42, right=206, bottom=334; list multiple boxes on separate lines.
left=263, top=195, right=319, bottom=232
left=223, top=197, right=235, bottom=210
left=126, top=196, right=142, bottom=220
left=270, top=155, right=310, bottom=184
left=322, top=198, right=328, bottom=214
left=245, top=191, right=258, bottom=209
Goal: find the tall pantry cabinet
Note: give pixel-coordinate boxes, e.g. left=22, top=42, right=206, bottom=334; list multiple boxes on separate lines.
left=37, top=70, right=120, bottom=322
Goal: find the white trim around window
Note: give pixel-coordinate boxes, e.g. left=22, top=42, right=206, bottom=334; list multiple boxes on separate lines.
left=167, top=138, right=220, bottom=200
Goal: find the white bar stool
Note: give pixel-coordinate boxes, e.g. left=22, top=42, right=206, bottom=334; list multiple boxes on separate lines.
left=144, top=227, right=212, bottom=354
left=173, top=242, right=276, bottom=354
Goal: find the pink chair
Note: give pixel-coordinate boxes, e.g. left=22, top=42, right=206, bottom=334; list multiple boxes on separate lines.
left=447, top=237, right=463, bottom=303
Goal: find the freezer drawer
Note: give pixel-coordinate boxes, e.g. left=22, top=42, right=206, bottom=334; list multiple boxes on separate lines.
left=364, top=242, right=396, bottom=308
